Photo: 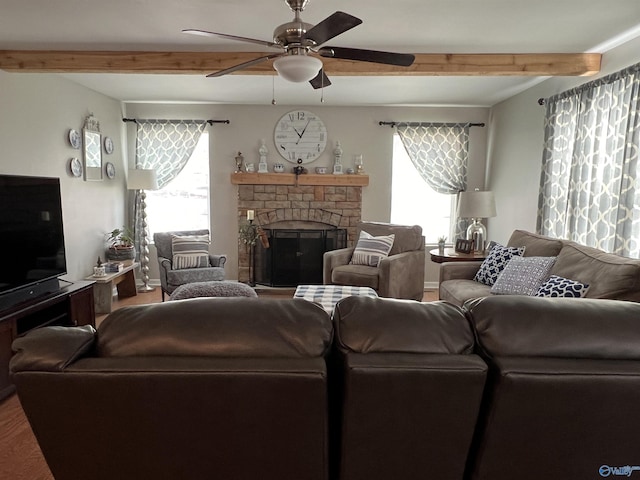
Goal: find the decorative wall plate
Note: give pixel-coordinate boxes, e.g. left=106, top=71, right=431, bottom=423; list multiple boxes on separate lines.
left=69, top=157, right=83, bottom=177
left=68, top=129, right=81, bottom=149
left=104, top=136, right=114, bottom=154
left=105, top=162, right=116, bottom=179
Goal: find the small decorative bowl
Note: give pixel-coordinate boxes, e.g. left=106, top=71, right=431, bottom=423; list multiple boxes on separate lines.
left=315, top=167, right=327, bottom=174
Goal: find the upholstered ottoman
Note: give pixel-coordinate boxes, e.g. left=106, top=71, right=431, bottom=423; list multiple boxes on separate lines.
left=170, top=281, right=257, bottom=300
left=294, top=284, right=378, bottom=314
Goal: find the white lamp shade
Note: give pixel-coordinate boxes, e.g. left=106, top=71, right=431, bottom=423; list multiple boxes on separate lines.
left=273, top=55, right=322, bottom=83
left=457, top=190, right=496, bottom=218
left=127, top=169, right=158, bottom=191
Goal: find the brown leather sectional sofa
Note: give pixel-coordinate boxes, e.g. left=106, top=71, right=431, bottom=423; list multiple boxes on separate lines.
left=11, top=295, right=640, bottom=480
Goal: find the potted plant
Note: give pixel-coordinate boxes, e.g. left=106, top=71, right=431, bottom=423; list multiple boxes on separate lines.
left=106, top=226, right=136, bottom=261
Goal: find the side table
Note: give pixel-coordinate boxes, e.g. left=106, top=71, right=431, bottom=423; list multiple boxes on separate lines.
left=429, top=248, right=487, bottom=264
left=85, top=262, right=140, bottom=313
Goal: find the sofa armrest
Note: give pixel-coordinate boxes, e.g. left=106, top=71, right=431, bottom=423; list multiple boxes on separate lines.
left=378, top=250, right=425, bottom=300
left=157, top=256, right=172, bottom=291
left=209, top=254, right=227, bottom=268
left=323, top=247, right=354, bottom=284
left=439, top=261, right=483, bottom=283
left=11, top=325, right=96, bottom=373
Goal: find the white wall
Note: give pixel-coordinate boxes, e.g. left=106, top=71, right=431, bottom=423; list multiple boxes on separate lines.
left=124, top=103, right=489, bottom=284
left=487, top=36, right=640, bottom=244
left=0, top=71, right=127, bottom=282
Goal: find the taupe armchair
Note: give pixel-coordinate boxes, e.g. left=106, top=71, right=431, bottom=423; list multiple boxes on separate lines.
left=323, top=222, right=425, bottom=300
left=154, top=229, right=226, bottom=301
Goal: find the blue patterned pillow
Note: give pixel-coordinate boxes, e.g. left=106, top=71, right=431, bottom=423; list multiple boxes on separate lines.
left=535, top=275, right=590, bottom=298
left=474, top=243, right=526, bottom=286
left=490, top=256, right=556, bottom=296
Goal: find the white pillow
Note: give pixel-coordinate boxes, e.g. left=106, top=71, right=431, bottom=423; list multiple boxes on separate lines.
left=350, top=231, right=395, bottom=267
left=171, top=234, right=211, bottom=269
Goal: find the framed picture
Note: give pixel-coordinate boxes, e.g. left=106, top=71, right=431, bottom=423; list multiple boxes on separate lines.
left=455, top=238, right=474, bottom=253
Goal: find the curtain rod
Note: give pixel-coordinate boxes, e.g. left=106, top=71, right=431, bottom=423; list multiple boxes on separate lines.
left=122, top=118, right=230, bottom=125
left=538, top=61, right=640, bottom=107
left=378, top=121, right=485, bottom=128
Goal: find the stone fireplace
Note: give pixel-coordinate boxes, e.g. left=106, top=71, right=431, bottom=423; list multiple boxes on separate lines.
left=233, top=174, right=368, bottom=284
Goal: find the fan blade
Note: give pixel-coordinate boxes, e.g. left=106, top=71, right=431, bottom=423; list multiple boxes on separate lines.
left=206, top=54, right=283, bottom=78
left=309, top=70, right=332, bottom=89
left=319, top=46, right=415, bottom=67
left=304, top=11, right=362, bottom=46
left=183, top=29, right=280, bottom=49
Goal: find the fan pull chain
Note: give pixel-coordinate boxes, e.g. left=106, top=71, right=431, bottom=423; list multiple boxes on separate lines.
left=271, top=75, right=277, bottom=105
left=320, top=68, right=325, bottom=103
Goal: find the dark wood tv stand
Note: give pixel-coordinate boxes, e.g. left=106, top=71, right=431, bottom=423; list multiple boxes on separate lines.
left=0, top=280, right=95, bottom=401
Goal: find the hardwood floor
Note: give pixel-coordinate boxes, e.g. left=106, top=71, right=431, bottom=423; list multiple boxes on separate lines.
left=0, top=286, right=438, bottom=479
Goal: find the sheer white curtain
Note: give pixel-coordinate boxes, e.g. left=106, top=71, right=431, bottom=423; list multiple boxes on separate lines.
left=131, top=120, right=207, bottom=252
left=538, top=63, right=640, bottom=256
left=395, top=123, right=470, bottom=238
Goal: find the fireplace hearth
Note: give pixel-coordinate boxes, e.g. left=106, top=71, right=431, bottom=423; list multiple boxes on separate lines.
left=255, top=227, right=346, bottom=287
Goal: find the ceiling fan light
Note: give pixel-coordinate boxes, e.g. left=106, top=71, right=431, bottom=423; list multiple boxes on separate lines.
left=273, top=55, right=322, bottom=83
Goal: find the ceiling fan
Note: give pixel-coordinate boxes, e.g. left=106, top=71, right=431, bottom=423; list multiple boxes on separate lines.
left=183, top=0, right=415, bottom=89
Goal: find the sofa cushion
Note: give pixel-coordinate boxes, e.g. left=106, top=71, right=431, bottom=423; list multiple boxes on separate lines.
left=535, top=274, right=590, bottom=298
left=466, top=295, right=640, bottom=360
left=350, top=230, right=395, bottom=267
left=332, top=264, right=379, bottom=290
left=490, top=256, right=556, bottom=296
left=551, top=242, right=640, bottom=300
left=334, top=296, right=475, bottom=354
left=97, top=298, right=332, bottom=358
left=474, top=244, right=525, bottom=286
left=171, top=234, right=211, bottom=269
left=507, top=229, right=564, bottom=257
left=439, top=279, right=492, bottom=306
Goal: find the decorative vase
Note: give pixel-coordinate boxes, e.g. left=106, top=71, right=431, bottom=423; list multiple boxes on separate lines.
left=93, top=266, right=106, bottom=277
left=273, top=163, right=285, bottom=173
left=438, top=241, right=445, bottom=255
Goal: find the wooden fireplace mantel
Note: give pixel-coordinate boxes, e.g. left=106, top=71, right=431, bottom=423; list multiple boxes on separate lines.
left=230, top=173, right=369, bottom=187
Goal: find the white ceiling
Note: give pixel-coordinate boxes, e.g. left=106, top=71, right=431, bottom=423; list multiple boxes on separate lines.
left=2, top=0, right=640, bottom=106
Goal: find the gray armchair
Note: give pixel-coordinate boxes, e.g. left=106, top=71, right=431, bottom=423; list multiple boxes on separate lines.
left=323, top=222, right=425, bottom=300
left=153, top=229, right=226, bottom=301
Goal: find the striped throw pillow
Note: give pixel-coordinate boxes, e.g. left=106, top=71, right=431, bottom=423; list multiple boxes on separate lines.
left=171, top=234, right=211, bottom=270
left=350, top=231, right=395, bottom=267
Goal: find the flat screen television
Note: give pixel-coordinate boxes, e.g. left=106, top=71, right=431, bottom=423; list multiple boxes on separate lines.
left=0, top=174, right=67, bottom=311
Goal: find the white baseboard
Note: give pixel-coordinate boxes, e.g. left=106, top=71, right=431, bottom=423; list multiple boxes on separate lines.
left=424, top=281, right=438, bottom=291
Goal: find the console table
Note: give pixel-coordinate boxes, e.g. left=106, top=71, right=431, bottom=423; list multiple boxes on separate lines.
left=0, top=280, right=95, bottom=400
left=85, top=262, right=139, bottom=314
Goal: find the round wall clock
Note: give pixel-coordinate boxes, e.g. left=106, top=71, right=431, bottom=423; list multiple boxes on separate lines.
left=274, top=110, right=327, bottom=164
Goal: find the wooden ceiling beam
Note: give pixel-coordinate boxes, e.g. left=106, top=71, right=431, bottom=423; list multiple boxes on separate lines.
left=0, top=50, right=601, bottom=76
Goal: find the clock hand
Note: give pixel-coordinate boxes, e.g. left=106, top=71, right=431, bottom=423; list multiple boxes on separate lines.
left=296, top=119, right=311, bottom=144
left=293, top=127, right=303, bottom=139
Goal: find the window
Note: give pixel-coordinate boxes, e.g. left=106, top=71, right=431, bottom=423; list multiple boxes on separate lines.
left=391, top=134, right=456, bottom=244
left=145, top=132, right=209, bottom=239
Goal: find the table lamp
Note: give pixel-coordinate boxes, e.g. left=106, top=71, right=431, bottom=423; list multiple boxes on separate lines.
left=128, top=168, right=158, bottom=292
left=457, top=189, right=496, bottom=252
